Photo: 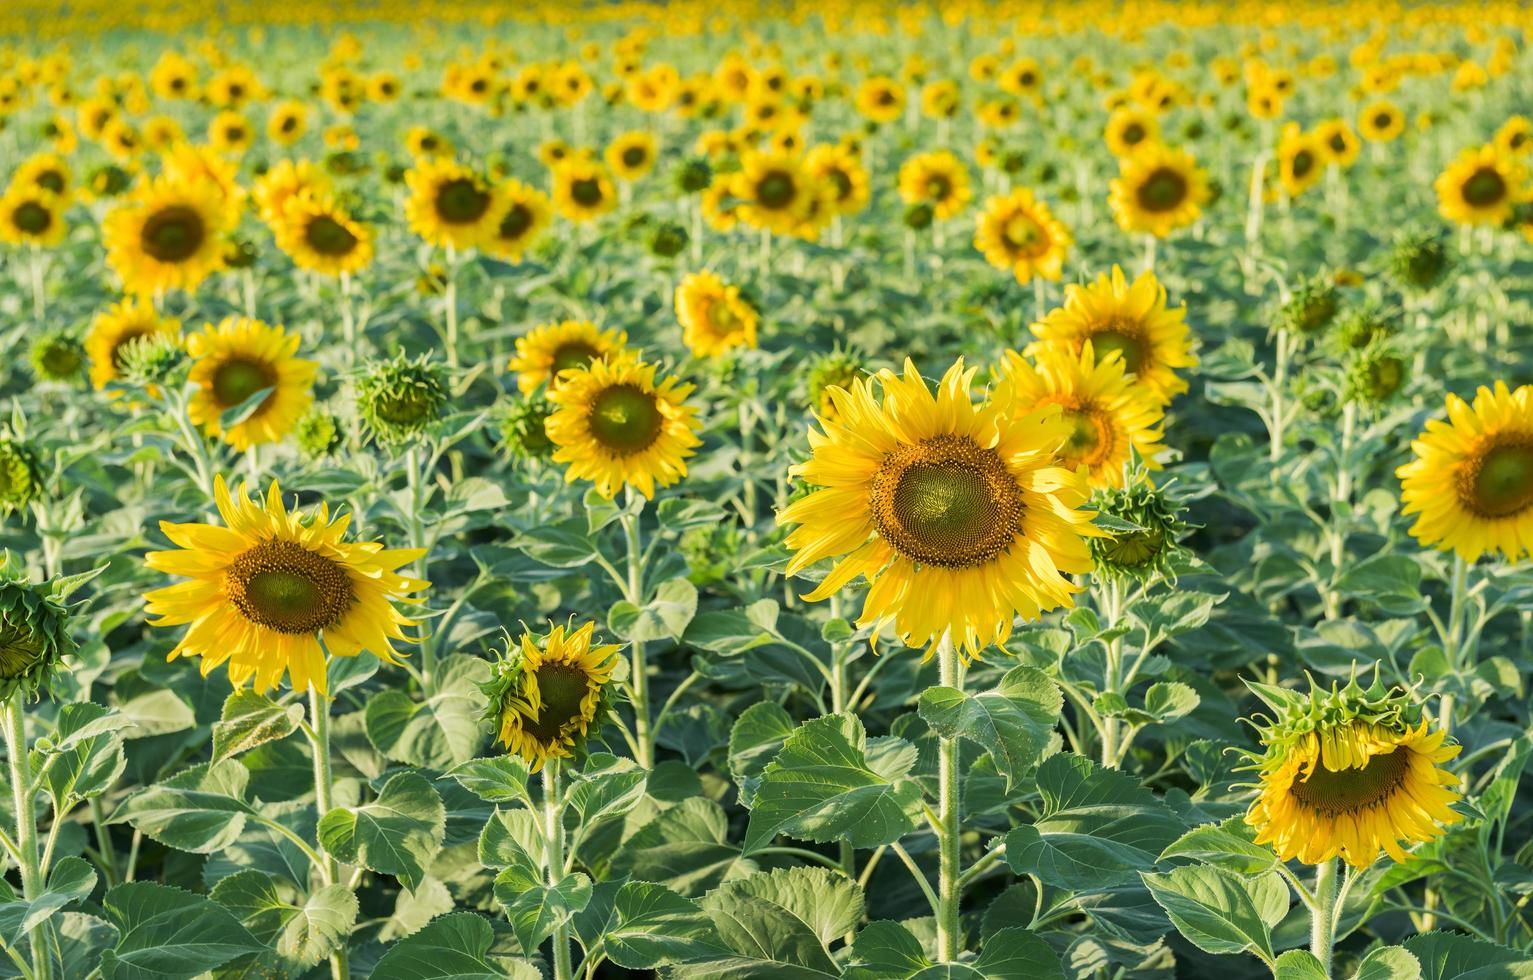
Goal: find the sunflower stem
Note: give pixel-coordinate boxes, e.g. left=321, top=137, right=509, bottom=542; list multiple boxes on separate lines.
left=1268, top=327, right=1291, bottom=472
left=5, top=698, right=51, bottom=980
left=404, top=445, right=435, bottom=687
left=935, top=630, right=963, bottom=962
left=307, top=687, right=350, bottom=980
left=1325, top=401, right=1357, bottom=620
left=1310, top=858, right=1341, bottom=978
left=442, top=245, right=460, bottom=368
left=28, top=248, right=46, bottom=324
left=542, top=763, right=574, bottom=980
left=1439, top=554, right=1469, bottom=732
left=620, top=492, right=652, bottom=769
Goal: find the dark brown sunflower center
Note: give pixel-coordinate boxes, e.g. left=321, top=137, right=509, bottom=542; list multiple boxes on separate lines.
left=756, top=172, right=796, bottom=209
left=589, top=383, right=663, bottom=455
left=869, top=434, right=1024, bottom=568
left=1137, top=167, right=1189, bottom=212
left=499, top=204, right=534, bottom=239
left=520, top=663, right=592, bottom=742
left=570, top=177, right=604, bottom=207
left=304, top=215, right=359, bottom=256
left=1090, top=324, right=1147, bottom=374
left=36, top=171, right=65, bottom=194
left=434, top=178, right=491, bottom=224
left=141, top=205, right=206, bottom=262
left=1462, top=167, right=1507, bottom=207
left=1462, top=440, right=1533, bottom=518
left=0, top=621, right=43, bottom=679
left=926, top=175, right=952, bottom=200
left=1373, top=112, right=1392, bottom=129
left=551, top=341, right=600, bottom=374
left=211, top=357, right=276, bottom=410
left=621, top=146, right=647, bottom=168
left=225, top=126, right=246, bottom=142
left=226, top=539, right=355, bottom=635
left=1290, top=747, right=1410, bottom=815
left=1292, top=149, right=1315, bottom=179
left=14, top=201, right=51, bottom=234
left=1328, top=132, right=1348, bottom=153
left=1122, top=123, right=1146, bottom=144
left=280, top=116, right=298, bottom=132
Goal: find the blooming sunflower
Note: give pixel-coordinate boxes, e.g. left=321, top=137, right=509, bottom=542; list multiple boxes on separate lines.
left=545, top=356, right=701, bottom=500
left=144, top=477, right=426, bottom=695
left=854, top=76, right=905, bottom=124
left=1315, top=118, right=1361, bottom=167
left=11, top=153, right=73, bottom=199
left=485, top=180, right=552, bottom=262
left=1026, top=265, right=1196, bottom=407
left=1108, top=143, right=1210, bottom=238
left=1495, top=116, right=1532, bottom=157
left=103, top=176, right=230, bottom=295
left=404, top=158, right=499, bottom=250
left=160, top=144, right=245, bottom=223
left=1277, top=125, right=1326, bottom=198
left=406, top=126, right=453, bottom=160
left=208, top=110, right=253, bottom=155
left=86, top=297, right=181, bottom=393
left=732, top=150, right=818, bottom=236
left=805, top=143, right=870, bottom=217
left=186, top=317, right=317, bottom=450
left=1434, top=144, right=1526, bottom=227
left=605, top=131, right=658, bottom=181
left=1397, top=382, right=1533, bottom=562
left=778, top=359, right=1100, bottom=661
left=996, top=344, right=1165, bottom=489
left=509, top=320, right=629, bottom=396
left=274, top=194, right=372, bottom=276
left=1104, top=106, right=1159, bottom=158
left=897, top=150, right=972, bottom=221
left=551, top=158, right=617, bottom=224
left=1243, top=673, right=1461, bottom=867
left=266, top=102, right=308, bottom=145
left=973, top=188, right=1072, bottom=284
left=0, top=187, right=66, bottom=248
left=252, top=159, right=331, bottom=228
left=481, top=622, right=619, bottom=772
left=1358, top=101, right=1405, bottom=143
left=675, top=271, right=758, bottom=358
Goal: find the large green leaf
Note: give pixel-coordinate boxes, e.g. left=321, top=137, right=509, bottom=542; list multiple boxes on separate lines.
left=609, top=577, right=699, bottom=641
left=917, top=664, right=1061, bottom=788
left=98, top=882, right=264, bottom=980
left=494, top=868, right=592, bottom=954
left=728, top=701, right=797, bottom=807
left=445, top=755, right=532, bottom=805
left=1140, top=866, right=1288, bottom=964
left=317, top=771, right=446, bottom=892
left=0, top=856, right=97, bottom=946
left=577, top=880, right=728, bottom=970
left=371, top=912, right=534, bottom=979
left=211, top=690, right=304, bottom=764
left=209, top=870, right=357, bottom=968
left=1404, top=932, right=1533, bottom=980
left=610, top=797, right=754, bottom=896
left=110, top=759, right=253, bottom=854
left=364, top=654, right=489, bottom=768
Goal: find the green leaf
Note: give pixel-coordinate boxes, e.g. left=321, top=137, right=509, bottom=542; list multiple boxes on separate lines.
left=974, top=927, right=1066, bottom=980
left=610, top=577, right=698, bottom=642
left=495, top=869, right=592, bottom=953
left=580, top=880, right=728, bottom=970
left=116, top=689, right=196, bottom=738
left=317, top=771, right=446, bottom=892
left=1003, top=754, right=1184, bottom=890
left=1140, top=866, right=1289, bottom=963
left=917, top=665, right=1061, bottom=788
left=445, top=755, right=532, bottom=805
left=99, top=881, right=264, bottom=980
left=706, top=867, right=863, bottom=948
left=1159, top=818, right=1280, bottom=874
left=695, top=891, right=839, bottom=977
left=744, top=713, right=924, bottom=853
left=729, top=701, right=796, bottom=807
left=847, top=920, right=931, bottom=979
left=364, top=654, right=489, bottom=769
left=685, top=608, right=776, bottom=655
left=43, top=703, right=128, bottom=805
left=1403, top=932, right=1533, bottom=980
left=566, top=756, right=648, bottom=827
left=0, top=856, right=97, bottom=945
left=610, top=797, right=752, bottom=896
left=1143, top=682, right=1200, bottom=723
left=1353, top=946, right=1422, bottom=980
left=1273, top=949, right=1329, bottom=980
left=209, top=870, right=357, bottom=968
left=211, top=690, right=304, bottom=764
left=110, top=759, right=253, bottom=854
left=370, top=912, right=517, bottom=979
left=517, top=520, right=599, bottom=568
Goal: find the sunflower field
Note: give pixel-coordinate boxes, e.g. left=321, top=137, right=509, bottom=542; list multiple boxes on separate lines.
left=1, top=1, right=1533, bottom=978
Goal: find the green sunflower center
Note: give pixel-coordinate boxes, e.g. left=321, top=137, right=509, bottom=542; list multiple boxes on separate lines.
left=621, top=146, right=647, bottom=168
left=37, top=340, right=82, bottom=378
left=211, top=357, right=275, bottom=411
left=1001, top=214, right=1046, bottom=255
left=141, top=205, right=207, bottom=262
left=1061, top=408, right=1113, bottom=466
left=926, top=175, right=952, bottom=201
left=589, top=383, right=664, bottom=455
left=13, top=201, right=51, bottom=234
left=226, top=539, right=355, bottom=635
left=551, top=341, right=600, bottom=375
left=570, top=177, right=604, bottom=207
left=1122, top=123, right=1146, bottom=145
left=434, top=178, right=491, bottom=224
left=1090, top=325, right=1148, bottom=374
left=1462, top=167, right=1507, bottom=207
left=0, top=620, right=43, bottom=680
left=521, top=663, right=593, bottom=742
left=1465, top=441, right=1533, bottom=518
left=499, top=204, right=534, bottom=240
left=870, top=434, right=1025, bottom=569
left=1291, top=149, right=1315, bottom=179
left=36, top=171, right=65, bottom=194
left=1136, top=166, right=1189, bottom=213
left=756, top=172, right=796, bottom=209
left=1290, top=747, right=1410, bottom=815
left=304, top=215, right=359, bottom=256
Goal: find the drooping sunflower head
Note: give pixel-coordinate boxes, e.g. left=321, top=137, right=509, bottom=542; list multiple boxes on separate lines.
left=404, top=158, right=500, bottom=249
left=675, top=270, right=759, bottom=359
left=0, top=186, right=67, bottom=248
left=1434, top=144, right=1527, bottom=227
left=102, top=175, right=230, bottom=295
left=778, top=358, right=1102, bottom=661
left=497, top=394, right=557, bottom=464
left=85, top=297, right=182, bottom=393
left=1397, top=381, right=1533, bottom=562
left=1275, top=276, right=1341, bottom=337
left=1242, top=670, right=1461, bottom=867
left=354, top=352, right=451, bottom=447
left=1333, top=301, right=1399, bottom=351
left=186, top=317, right=317, bottom=451
left=274, top=193, right=372, bottom=277
left=897, top=150, right=972, bottom=220
left=1108, top=142, right=1210, bottom=238
left=973, top=187, right=1073, bottom=284
left=144, top=477, right=428, bottom=695
left=1026, top=265, right=1197, bottom=406
left=995, top=342, right=1166, bottom=489
left=508, top=320, right=629, bottom=396
left=0, top=557, right=80, bottom=702
left=486, top=179, right=553, bottom=263
left=1086, top=475, right=1191, bottom=582
left=480, top=621, right=620, bottom=772
left=545, top=356, right=702, bottom=500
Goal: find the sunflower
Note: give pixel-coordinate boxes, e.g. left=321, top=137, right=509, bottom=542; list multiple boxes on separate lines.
left=103, top=176, right=229, bottom=295
left=86, top=297, right=181, bottom=392
left=854, top=76, right=905, bottom=124
left=1434, top=144, right=1526, bottom=227
left=1244, top=674, right=1461, bottom=867
left=1397, top=382, right=1533, bottom=562
left=0, top=187, right=66, bottom=248
left=545, top=357, right=701, bottom=500
left=252, top=159, right=331, bottom=227
left=367, top=72, right=402, bottom=103
left=996, top=344, right=1165, bottom=489
left=186, top=317, right=317, bottom=450
left=920, top=79, right=961, bottom=120
left=605, top=131, right=658, bottom=181
left=160, top=144, right=245, bottom=223
left=733, top=150, right=816, bottom=236
left=149, top=51, right=197, bottom=100
left=1104, top=106, right=1159, bottom=158
left=273, top=194, right=371, bottom=277
left=897, top=150, right=971, bottom=220
left=675, top=271, right=758, bottom=358
left=1315, top=118, right=1361, bottom=167
left=551, top=158, right=617, bottom=224
left=805, top=143, right=870, bottom=217
left=142, top=115, right=185, bottom=153
left=267, top=102, right=308, bottom=146
left=536, top=138, right=572, bottom=168
left=404, top=158, right=500, bottom=249
left=1358, top=100, right=1405, bottom=143
left=1108, top=143, right=1210, bottom=237
left=482, top=622, right=618, bottom=772
left=208, top=110, right=253, bottom=155
left=1277, top=125, right=1326, bottom=198
left=485, top=180, right=552, bottom=263
left=10, top=153, right=73, bottom=199
left=701, top=181, right=742, bottom=232
left=406, top=126, right=453, bottom=160
left=508, top=320, right=629, bottom=395
left=1495, top=116, right=1532, bottom=157
left=1026, top=265, right=1196, bottom=406
left=973, top=188, right=1072, bottom=284
left=998, top=58, right=1043, bottom=98
left=779, top=359, right=1099, bottom=661
left=144, top=477, right=426, bottom=695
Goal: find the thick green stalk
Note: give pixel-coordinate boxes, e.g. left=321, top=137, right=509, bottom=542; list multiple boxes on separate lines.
left=1310, top=859, right=1340, bottom=978
left=309, top=689, right=349, bottom=980
left=5, top=699, right=49, bottom=980
left=621, top=495, right=652, bottom=769
left=543, top=764, right=573, bottom=980
left=935, top=631, right=962, bottom=961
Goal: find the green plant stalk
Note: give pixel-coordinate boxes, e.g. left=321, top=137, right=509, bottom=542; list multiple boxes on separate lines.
left=828, top=594, right=856, bottom=897
left=308, top=687, right=349, bottom=980
left=404, top=444, right=435, bottom=686
left=1099, top=577, right=1125, bottom=768
left=621, top=493, right=652, bottom=769
left=1269, top=327, right=1291, bottom=470
left=1439, top=553, right=1469, bottom=732
left=935, top=630, right=962, bottom=962
left=1310, top=859, right=1340, bottom=978
left=543, top=763, right=573, bottom=980
left=5, top=699, right=50, bottom=980
left=738, top=402, right=757, bottom=528
left=1325, top=400, right=1357, bottom=620
left=443, top=245, right=460, bottom=368
left=28, top=248, right=46, bottom=324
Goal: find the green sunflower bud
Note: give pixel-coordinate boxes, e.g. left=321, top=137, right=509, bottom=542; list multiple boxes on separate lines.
left=648, top=221, right=689, bottom=259
left=1334, top=302, right=1399, bottom=351
left=0, top=558, right=81, bottom=702
left=354, top=352, right=450, bottom=447
left=497, top=395, right=555, bottom=462
left=1087, top=476, right=1191, bottom=583
left=115, top=332, right=187, bottom=388
left=0, top=437, right=42, bottom=517
left=295, top=408, right=343, bottom=459
left=1344, top=345, right=1408, bottom=408
left=88, top=164, right=132, bottom=198
left=903, top=202, right=934, bottom=230
left=28, top=331, right=85, bottom=383
left=674, top=157, right=713, bottom=194
left=1388, top=230, right=1450, bottom=292
left=1276, top=276, right=1340, bottom=336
